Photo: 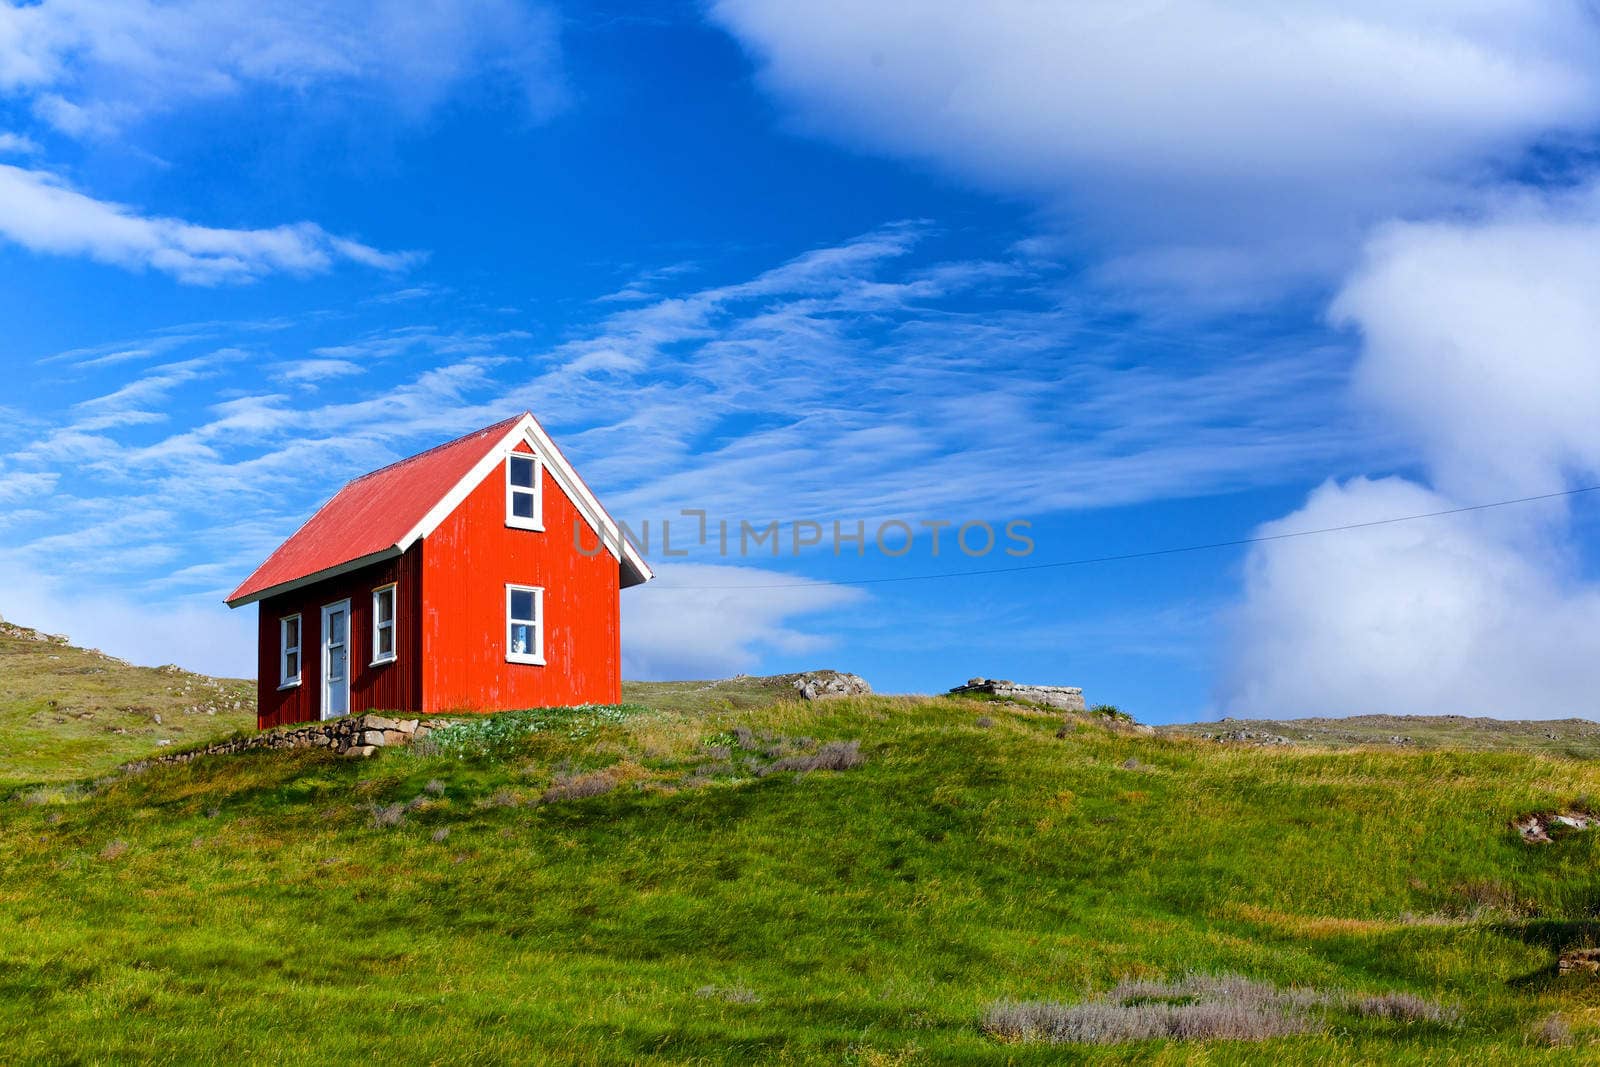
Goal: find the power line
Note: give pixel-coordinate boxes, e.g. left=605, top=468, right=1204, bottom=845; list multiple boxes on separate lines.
left=663, top=483, right=1600, bottom=591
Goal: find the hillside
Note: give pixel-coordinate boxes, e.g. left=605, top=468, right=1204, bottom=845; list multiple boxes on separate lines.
left=2, top=656, right=1600, bottom=1060
left=0, top=616, right=254, bottom=786
left=1166, top=713, right=1600, bottom=757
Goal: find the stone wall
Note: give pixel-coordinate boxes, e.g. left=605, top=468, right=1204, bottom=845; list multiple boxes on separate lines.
left=949, top=677, right=1086, bottom=712
left=125, top=714, right=453, bottom=771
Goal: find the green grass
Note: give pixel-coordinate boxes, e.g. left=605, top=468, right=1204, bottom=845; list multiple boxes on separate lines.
left=0, top=618, right=254, bottom=788
left=7, top=681, right=1600, bottom=1062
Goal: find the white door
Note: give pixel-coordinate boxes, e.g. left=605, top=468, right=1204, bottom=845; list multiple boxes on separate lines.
left=321, top=599, right=351, bottom=720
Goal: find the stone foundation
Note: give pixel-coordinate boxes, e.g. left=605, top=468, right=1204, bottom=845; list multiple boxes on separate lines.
left=949, top=677, right=1085, bottom=711
left=125, top=714, right=452, bottom=771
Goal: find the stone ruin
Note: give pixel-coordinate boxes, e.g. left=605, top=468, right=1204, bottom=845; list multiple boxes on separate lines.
left=788, top=670, right=872, bottom=700
left=948, top=677, right=1085, bottom=711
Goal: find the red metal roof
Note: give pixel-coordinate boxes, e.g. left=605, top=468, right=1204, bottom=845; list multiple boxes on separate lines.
left=227, top=414, right=526, bottom=605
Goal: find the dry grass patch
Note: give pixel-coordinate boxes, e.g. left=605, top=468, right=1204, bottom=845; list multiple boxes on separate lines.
left=984, top=974, right=1456, bottom=1046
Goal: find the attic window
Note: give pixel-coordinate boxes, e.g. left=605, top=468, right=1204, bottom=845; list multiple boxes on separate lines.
left=506, top=452, right=542, bottom=531
left=279, top=615, right=301, bottom=689
left=506, top=584, right=545, bottom=665
left=371, top=583, right=396, bottom=666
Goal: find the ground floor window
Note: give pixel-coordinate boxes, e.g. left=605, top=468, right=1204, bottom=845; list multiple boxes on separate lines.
left=279, top=614, right=301, bottom=688
left=506, top=584, right=545, bottom=665
left=372, top=583, right=397, bottom=665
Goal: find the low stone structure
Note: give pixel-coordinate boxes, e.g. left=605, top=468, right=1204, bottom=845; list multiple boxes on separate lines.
left=125, top=714, right=452, bottom=771
left=789, top=671, right=872, bottom=701
left=1559, top=947, right=1600, bottom=976
left=949, top=677, right=1085, bottom=711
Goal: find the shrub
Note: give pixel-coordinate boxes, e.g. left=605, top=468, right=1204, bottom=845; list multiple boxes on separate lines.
left=1533, top=1012, right=1572, bottom=1047
left=370, top=803, right=405, bottom=829
left=542, top=770, right=616, bottom=803
left=759, top=740, right=863, bottom=776
left=100, top=840, right=129, bottom=861
left=732, top=726, right=756, bottom=750
left=984, top=975, right=1456, bottom=1046
left=423, top=779, right=446, bottom=796
left=1089, top=704, right=1132, bottom=723
left=983, top=997, right=1311, bottom=1044
left=430, top=827, right=450, bottom=844
left=975, top=716, right=995, bottom=729
left=1349, top=991, right=1455, bottom=1024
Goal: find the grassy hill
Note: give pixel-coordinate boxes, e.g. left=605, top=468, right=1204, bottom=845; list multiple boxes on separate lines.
left=0, top=616, right=254, bottom=787
left=5, top=632, right=1600, bottom=1061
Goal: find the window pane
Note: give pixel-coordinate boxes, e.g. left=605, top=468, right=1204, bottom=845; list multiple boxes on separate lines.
left=377, top=588, right=393, bottom=624
left=378, top=626, right=393, bottom=656
left=286, top=651, right=298, bottom=677
left=510, top=589, right=535, bottom=621
left=509, top=455, right=535, bottom=488
left=284, top=618, right=299, bottom=648
left=510, top=622, right=533, bottom=655
left=512, top=490, right=536, bottom=519
left=329, top=611, right=345, bottom=643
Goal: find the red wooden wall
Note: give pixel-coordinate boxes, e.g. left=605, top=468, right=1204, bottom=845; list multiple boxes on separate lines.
left=420, top=442, right=622, bottom=712
left=254, top=547, right=423, bottom=728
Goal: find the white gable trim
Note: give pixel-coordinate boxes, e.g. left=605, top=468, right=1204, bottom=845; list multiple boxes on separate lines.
left=395, top=414, right=653, bottom=588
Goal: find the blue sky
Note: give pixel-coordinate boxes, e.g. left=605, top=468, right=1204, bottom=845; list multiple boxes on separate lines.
left=5, top=1, right=1600, bottom=722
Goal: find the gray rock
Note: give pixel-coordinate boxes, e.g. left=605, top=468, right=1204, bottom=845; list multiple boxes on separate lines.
left=948, top=678, right=1085, bottom=712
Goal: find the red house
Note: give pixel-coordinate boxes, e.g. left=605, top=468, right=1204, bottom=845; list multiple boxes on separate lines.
left=225, top=413, right=652, bottom=728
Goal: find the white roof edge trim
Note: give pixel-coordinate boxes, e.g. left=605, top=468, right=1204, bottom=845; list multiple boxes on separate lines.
left=224, top=547, right=403, bottom=608
left=394, top=414, right=654, bottom=587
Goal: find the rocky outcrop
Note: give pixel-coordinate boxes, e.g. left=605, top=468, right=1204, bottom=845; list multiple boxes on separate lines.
left=123, top=714, right=454, bottom=771
left=949, top=678, right=1085, bottom=712
left=1202, top=728, right=1295, bottom=746
left=1514, top=810, right=1599, bottom=844
left=788, top=671, right=872, bottom=701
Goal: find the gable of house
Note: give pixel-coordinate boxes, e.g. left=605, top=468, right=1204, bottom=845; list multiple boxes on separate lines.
left=226, top=412, right=651, bottom=608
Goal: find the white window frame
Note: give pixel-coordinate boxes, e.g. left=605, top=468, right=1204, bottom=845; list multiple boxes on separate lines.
left=279, top=614, right=302, bottom=690
left=505, top=450, right=543, bottom=531
left=370, top=582, right=397, bottom=667
left=505, top=584, right=545, bottom=665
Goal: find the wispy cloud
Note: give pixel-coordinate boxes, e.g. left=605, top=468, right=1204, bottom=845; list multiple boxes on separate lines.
left=0, top=131, right=39, bottom=155
left=0, top=224, right=1366, bottom=675
left=0, top=0, right=567, bottom=136
left=0, top=164, right=417, bottom=284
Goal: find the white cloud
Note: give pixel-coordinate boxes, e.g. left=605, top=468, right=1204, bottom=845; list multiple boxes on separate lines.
left=0, top=163, right=416, bottom=283
left=0, top=0, right=565, bottom=135
left=275, top=358, right=364, bottom=384
left=712, top=1, right=1600, bottom=286
left=0, top=562, right=257, bottom=676
left=622, top=563, right=866, bottom=679
left=1333, top=184, right=1600, bottom=500
left=0, top=468, right=57, bottom=503
left=1225, top=478, right=1600, bottom=717
left=0, top=130, right=38, bottom=154
left=1227, top=187, right=1600, bottom=718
